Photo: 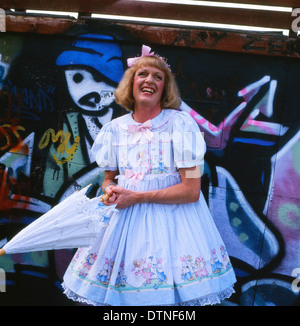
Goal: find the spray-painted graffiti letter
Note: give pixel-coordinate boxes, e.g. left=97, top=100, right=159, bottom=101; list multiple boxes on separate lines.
left=292, top=268, right=300, bottom=293
left=38, top=128, right=80, bottom=165
left=0, top=124, right=26, bottom=152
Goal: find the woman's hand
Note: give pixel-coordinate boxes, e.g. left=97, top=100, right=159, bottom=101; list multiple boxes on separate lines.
left=103, top=185, right=119, bottom=204
left=104, top=186, right=138, bottom=209
left=102, top=165, right=201, bottom=209
left=101, top=170, right=119, bottom=204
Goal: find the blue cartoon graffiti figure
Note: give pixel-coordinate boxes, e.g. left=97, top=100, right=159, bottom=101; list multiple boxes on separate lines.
left=43, top=34, right=127, bottom=197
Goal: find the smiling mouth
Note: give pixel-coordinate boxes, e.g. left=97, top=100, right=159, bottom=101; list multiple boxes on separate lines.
left=141, top=87, right=155, bottom=94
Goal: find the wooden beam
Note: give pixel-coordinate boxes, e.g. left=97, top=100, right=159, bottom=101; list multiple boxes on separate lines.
left=93, top=2, right=293, bottom=30
left=2, top=0, right=300, bottom=10
left=122, top=22, right=300, bottom=58
left=4, top=14, right=300, bottom=59
left=201, top=0, right=300, bottom=8
left=0, top=0, right=295, bottom=30
left=5, top=14, right=77, bottom=34
left=0, top=0, right=111, bottom=12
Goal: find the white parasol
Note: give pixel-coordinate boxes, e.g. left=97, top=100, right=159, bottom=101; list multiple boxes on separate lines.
left=0, top=185, right=116, bottom=256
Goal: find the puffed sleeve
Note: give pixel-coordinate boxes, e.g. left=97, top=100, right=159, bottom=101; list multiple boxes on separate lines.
left=172, top=111, right=206, bottom=172
left=91, top=121, right=118, bottom=170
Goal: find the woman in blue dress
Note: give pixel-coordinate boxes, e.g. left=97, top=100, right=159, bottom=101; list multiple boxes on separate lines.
left=62, top=45, right=236, bottom=306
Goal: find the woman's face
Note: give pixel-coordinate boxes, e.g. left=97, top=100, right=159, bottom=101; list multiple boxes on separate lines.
left=132, top=65, right=165, bottom=109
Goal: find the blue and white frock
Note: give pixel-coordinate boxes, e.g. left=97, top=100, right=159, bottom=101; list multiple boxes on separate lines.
left=62, top=109, right=236, bottom=306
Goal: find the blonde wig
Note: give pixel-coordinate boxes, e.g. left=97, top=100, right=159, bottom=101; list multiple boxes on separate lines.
left=114, top=55, right=181, bottom=112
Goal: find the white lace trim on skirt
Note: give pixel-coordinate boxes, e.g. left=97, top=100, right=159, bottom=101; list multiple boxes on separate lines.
left=61, top=282, right=235, bottom=306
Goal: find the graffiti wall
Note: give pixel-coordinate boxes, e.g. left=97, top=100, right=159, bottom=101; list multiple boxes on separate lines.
left=0, top=25, right=299, bottom=306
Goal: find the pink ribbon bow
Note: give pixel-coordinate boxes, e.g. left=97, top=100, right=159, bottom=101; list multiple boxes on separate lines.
left=127, top=45, right=154, bottom=67
left=125, top=169, right=145, bottom=187
left=127, top=45, right=170, bottom=70
left=128, top=119, right=153, bottom=143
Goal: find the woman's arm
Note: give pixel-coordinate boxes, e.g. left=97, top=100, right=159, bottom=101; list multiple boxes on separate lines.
left=105, top=166, right=201, bottom=209
left=102, top=170, right=118, bottom=190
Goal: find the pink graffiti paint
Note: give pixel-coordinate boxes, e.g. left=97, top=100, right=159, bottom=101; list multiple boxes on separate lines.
left=188, top=107, right=207, bottom=125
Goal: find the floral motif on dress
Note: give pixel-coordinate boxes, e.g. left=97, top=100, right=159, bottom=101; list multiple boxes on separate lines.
left=79, top=253, right=97, bottom=278
left=70, top=245, right=233, bottom=292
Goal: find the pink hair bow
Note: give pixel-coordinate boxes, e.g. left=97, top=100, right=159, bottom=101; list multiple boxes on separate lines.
left=128, top=119, right=153, bottom=143
left=127, top=45, right=154, bottom=67
left=127, top=45, right=170, bottom=70
left=125, top=169, right=145, bottom=187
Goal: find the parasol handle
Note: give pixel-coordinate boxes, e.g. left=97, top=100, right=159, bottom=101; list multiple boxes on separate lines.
left=0, top=248, right=6, bottom=256
left=99, top=193, right=110, bottom=202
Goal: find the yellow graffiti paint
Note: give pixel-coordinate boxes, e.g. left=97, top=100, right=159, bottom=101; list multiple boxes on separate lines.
left=0, top=124, right=26, bottom=152
left=38, top=128, right=80, bottom=165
